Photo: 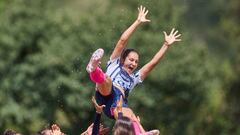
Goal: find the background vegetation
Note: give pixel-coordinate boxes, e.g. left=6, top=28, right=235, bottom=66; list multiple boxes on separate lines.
left=0, top=0, right=239, bottom=134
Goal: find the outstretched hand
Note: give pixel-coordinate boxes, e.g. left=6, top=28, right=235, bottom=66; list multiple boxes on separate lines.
left=116, top=95, right=123, bottom=113
left=137, top=5, right=151, bottom=23
left=51, top=124, right=65, bottom=135
left=99, top=124, right=110, bottom=135
left=92, top=96, right=105, bottom=113
left=163, top=28, right=181, bottom=45
left=83, top=123, right=109, bottom=135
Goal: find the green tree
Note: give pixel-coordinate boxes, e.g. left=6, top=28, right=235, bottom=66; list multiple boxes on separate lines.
left=0, top=0, right=239, bottom=135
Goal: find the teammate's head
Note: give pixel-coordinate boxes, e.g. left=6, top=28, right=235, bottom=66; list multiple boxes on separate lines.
left=113, top=116, right=135, bottom=135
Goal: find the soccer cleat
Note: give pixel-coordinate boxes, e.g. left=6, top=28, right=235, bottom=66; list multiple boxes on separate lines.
left=86, top=48, right=104, bottom=73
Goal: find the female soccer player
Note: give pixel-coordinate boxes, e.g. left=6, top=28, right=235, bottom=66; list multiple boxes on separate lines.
left=86, top=5, right=181, bottom=134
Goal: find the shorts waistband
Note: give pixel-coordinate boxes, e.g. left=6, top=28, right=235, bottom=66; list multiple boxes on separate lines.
left=113, top=84, right=125, bottom=98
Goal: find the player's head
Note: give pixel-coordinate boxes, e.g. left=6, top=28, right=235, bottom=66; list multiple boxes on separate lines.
left=120, top=48, right=139, bottom=74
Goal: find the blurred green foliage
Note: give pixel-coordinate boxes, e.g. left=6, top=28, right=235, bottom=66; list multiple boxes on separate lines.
left=0, top=0, right=239, bottom=134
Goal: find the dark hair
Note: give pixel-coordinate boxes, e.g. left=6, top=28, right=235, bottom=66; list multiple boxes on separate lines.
left=3, top=129, right=21, bottom=135
left=120, top=48, right=139, bottom=65
left=113, top=116, right=135, bottom=135
left=35, top=124, right=51, bottom=135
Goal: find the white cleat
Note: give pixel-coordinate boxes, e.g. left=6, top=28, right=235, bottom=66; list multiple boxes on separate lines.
left=86, top=48, right=104, bottom=73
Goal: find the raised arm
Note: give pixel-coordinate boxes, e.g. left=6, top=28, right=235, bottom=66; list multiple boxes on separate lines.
left=91, top=96, right=106, bottom=135
left=110, top=5, right=150, bottom=60
left=139, top=28, right=181, bottom=81
left=112, top=95, right=124, bottom=119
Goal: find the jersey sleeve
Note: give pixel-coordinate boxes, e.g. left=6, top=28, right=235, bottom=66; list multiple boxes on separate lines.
left=105, top=57, right=121, bottom=77
left=134, top=70, right=143, bottom=84
left=106, top=57, right=120, bottom=69
left=129, top=70, right=143, bottom=92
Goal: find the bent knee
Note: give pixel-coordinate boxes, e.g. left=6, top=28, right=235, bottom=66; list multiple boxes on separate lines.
left=96, top=75, right=112, bottom=96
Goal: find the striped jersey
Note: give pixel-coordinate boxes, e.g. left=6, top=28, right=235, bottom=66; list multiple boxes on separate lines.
left=105, top=57, right=142, bottom=92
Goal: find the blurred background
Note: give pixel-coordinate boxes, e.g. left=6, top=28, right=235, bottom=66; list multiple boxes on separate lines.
left=0, top=0, right=239, bottom=134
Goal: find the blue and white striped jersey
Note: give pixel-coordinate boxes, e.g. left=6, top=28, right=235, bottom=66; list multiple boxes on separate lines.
left=105, top=57, right=142, bottom=92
